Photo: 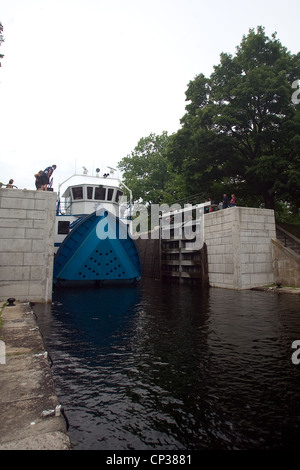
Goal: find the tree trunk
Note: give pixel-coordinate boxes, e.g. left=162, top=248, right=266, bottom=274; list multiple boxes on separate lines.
left=262, top=190, right=275, bottom=210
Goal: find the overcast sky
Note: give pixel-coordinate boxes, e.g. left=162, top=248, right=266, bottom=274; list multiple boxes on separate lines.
left=1, top=0, right=300, bottom=191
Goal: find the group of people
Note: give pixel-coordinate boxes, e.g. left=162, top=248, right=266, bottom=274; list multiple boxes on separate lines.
left=1, top=165, right=56, bottom=191
left=205, top=194, right=237, bottom=213
left=222, top=193, right=236, bottom=209
left=34, top=165, right=57, bottom=191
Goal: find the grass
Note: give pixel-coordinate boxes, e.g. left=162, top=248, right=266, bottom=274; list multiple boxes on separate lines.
left=0, top=302, right=7, bottom=331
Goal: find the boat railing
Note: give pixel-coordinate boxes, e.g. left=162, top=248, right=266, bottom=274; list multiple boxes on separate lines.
left=56, top=200, right=73, bottom=215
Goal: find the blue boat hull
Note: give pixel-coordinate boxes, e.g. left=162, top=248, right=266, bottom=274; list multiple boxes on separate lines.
left=53, top=210, right=142, bottom=285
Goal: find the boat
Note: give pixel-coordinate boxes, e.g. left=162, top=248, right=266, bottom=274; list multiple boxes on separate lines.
left=53, top=168, right=142, bottom=286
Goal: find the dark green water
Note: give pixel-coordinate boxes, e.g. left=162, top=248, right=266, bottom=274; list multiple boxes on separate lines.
left=34, top=280, right=300, bottom=450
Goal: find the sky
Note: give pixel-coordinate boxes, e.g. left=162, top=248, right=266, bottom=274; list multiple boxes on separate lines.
left=0, top=0, right=300, bottom=192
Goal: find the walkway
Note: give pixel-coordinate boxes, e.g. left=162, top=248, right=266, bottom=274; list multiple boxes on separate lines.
left=0, top=301, right=71, bottom=450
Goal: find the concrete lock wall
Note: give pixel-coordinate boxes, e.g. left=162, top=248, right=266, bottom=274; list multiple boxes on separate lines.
left=204, top=206, right=276, bottom=290
left=272, top=238, right=300, bottom=288
left=0, top=188, right=56, bottom=302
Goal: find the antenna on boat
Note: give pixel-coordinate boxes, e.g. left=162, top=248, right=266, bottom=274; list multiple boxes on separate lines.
left=107, top=166, right=117, bottom=175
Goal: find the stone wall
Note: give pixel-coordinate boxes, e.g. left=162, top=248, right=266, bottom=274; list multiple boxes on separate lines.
left=204, top=206, right=276, bottom=289
left=272, top=239, right=300, bottom=288
left=0, top=189, right=56, bottom=302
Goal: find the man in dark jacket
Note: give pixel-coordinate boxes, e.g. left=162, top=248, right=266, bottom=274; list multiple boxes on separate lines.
left=42, top=164, right=57, bottom=190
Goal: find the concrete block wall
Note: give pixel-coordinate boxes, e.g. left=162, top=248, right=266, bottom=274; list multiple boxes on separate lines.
left=204, top=206, right=276, bottom=289
left=272, top=239, right=300, bottom=287
left=0, top=189, right=57, bottom=302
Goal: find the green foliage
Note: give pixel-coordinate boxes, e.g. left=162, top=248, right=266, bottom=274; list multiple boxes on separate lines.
left=117, top=27, right=300, bottom=213
left=0, top=302, right=7, bottom=331
left=117, top=132, right=185, bottom=205
left=166, top=26, right=300, bottom=210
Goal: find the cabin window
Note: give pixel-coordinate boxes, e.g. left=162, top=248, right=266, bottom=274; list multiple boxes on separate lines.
left=72, top=186, right=83, bottom=200
left=116, top=189, right=124, bottom=202
left=58, top=220, right=70, bottom=235
left=87, top=186, right=93, bottom=199
left=107, top=188, right=114, bottom=201
left=95, top=186, right=106, bottom=200
left=116, top=190, right=124, bottom=202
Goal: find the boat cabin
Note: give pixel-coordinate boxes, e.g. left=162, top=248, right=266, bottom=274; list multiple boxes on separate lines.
left=55, top=173, right=128, bottom=253
left=60, top=183, right=124, bottom=215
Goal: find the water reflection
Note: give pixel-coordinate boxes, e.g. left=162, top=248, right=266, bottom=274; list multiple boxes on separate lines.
left=35, top=281, right=300, bottom=450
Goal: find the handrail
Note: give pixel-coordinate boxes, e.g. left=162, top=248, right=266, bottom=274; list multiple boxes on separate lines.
left=276, top=224, right=300, bottom=254
left=276, top=224, right=300, bottom=244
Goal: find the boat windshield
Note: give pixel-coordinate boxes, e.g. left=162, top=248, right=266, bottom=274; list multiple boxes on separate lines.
left=68, top=185, right=124, bottom=203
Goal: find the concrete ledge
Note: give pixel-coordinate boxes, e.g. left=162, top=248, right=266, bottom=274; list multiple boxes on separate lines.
left=0, top=302, right=71, bottom=450
left=272, top=238, right=300, bottom=288
left=252, top=286, right=300, bottom=295
left=0, top=431, right=71, bottom=451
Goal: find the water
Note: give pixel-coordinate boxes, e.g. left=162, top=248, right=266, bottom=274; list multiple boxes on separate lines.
left=34, top=280, right=300, bottom=450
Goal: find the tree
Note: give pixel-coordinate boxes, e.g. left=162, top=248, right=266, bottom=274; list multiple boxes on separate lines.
left=117, top=132, right=180, bottom=205
left=0, top=23, right=4, bottom=66
left=167, top=27, right=300, bottom=210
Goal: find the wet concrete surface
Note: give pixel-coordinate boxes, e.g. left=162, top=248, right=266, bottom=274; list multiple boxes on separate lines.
left=0, top=301, right=71, bottom=450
